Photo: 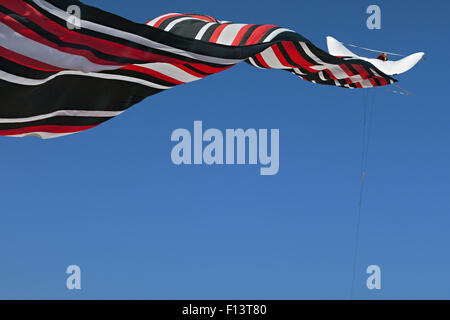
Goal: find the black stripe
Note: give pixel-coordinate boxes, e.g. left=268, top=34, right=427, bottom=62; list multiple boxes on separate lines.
left=0, top=76, right=161, bottom=118
left=306, top=43, right=344, bottom=64
left=365, top=67, right=376, bottom=78
left=319, top=71, right=332, bottom=81
left=249, top=56, right=266, bottom=69
left=0, top=115, right=111, bottom=131
left=180, top=64, right=212, bottom=76
left=292, top=42, right=317, bottom=65
left=335, top=79, right=347, bottom=87
left=372, top=77, right=381, bottom=87
left=41, top=0, right=84, bottom=12
left=276, top=43, right=303, bottom=69
left=0, top=55, right=57, bottom=79
left=157, top=15, right=184, bottom=30
left=0, top=4, right=149, bottom=65
left=170, top=20, right=210, bottom=39
left=259, top=26, right=280, bottom=42
left=22, top=1, right=240, bottom=68
left=238, top=24, right=260, bottom=46
left=21, top=0, right=223, bottom=67
left=200, top=23, right=221, bottom=42
left=104, top=69, right=178, bottom=87
left=43, top=0, right=308, bottom=60
left=344, top=63, right=361, bottom=78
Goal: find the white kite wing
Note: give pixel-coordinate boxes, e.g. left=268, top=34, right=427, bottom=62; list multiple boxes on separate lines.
left=326, top=36, right=424, bottom=76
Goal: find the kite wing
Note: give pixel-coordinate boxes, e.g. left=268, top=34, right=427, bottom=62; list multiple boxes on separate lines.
left=0, top=1, right=400, bottom=139
left=326, top=36, right=424, bottom=76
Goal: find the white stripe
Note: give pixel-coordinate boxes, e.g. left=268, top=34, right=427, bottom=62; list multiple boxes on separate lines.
left=164, top=17, right=198, bottom=31
left=310, top=65, right=327, bottom=71
left=300, top=42, right=326, bottom=64
left=370, top=68, right=382, bottom=77
left=6, top=131, right=78, bottom=139
left=195, top=22, right=216, bottom=40
left=263, top=28, right=294, bottom=43
left=0, top=110, right=124, bottom=124
left=346, top=75, right=373, bottom=87
left=327, top=66, right=349, bottom=79
left=293, top=68, right=306, bottom=75
left=248, top=57, right=263, bottom=69
left=291, top=71, right=306, bottom=81
left=311, top=65, right=349, bottom=80
left=33, top=0, right=242, bottom=65
left=216, top=24, right=246, bottom=45
left=301, top=42, right=363, bottom=81
left=259, top=47, right=288, bottom=69
left=360, top=79, right=373, bottom=88
left=318, top=71, right=327, bottom=81
left=146, top=13, right=179, bottom=27
left=0, top=22, right=123, bottom=73
left=349, top=75, right=365, bottom=83
left=137, top=63, right=201, bottom=83
left=0, top=70, right=170, bottom=89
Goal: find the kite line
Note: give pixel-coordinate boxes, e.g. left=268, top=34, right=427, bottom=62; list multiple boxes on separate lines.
left=338, top=41, right=426, bottom=62
left=341, top=42, right=407, bottom=57
left=351, top=90, right=375, bottom=298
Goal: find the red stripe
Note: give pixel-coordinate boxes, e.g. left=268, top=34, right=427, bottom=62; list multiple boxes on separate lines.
left=0, top=11, right=124, bottom=67
left=153, top=14, right=181, bottom=28
left=189, top=62, right=233, bottom=74
left=340, top=64, right=355, bottom=77
left=122, top=65, right=184, bottom=84
left=186, top=14, right=215, bottom=22
left=1, top=2, right=197, bottom=66
left=368, top=78, right=377, bottom=87
left=375, top=76, right=388, bottom=86
left=281, top=41, right=318, bottom=73
left=351, top=64, right=370, bottom=79
left=254, top=54, right=270, bottom=68
left=323, top=69, right=337, bottom=80
left=0, top=125, right=97, bottom=136
left=245, top=25, right=276, bottom=45
left=205, top=15, right=217, bottom=22
left=271, top=44, right=292, bottom=68
left=2, top=3, right=236, bottom=75
left=0, top=45, right=63, bottom=71
left=0, top=11, right=223, bottom=73
left=231, top=24, right=254, bottom=46
left=209, top=24, right=229, bottom=43
left=174, top=63, right=233, bottom=78
left=175, top=64, right=208, bottom=78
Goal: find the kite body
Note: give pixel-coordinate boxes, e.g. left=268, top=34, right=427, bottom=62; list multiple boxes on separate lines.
left=0, top=1, right=422, bottom=139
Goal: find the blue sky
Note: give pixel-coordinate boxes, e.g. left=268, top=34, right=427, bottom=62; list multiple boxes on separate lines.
left=0, top=0, right=449, bottom=299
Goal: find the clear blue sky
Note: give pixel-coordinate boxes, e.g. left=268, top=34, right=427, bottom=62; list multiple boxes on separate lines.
left=1, top=0, right=449, bottom=299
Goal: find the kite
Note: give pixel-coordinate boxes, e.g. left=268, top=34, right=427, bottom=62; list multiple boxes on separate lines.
left=0, top=0, right=424, bottom=139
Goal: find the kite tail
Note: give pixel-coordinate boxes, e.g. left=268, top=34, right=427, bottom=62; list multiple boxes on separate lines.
left=0, top=0, right=395, bottom=139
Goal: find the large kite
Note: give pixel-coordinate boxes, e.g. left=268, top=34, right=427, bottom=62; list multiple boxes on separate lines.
left=0, top=0, right=423, bottom=138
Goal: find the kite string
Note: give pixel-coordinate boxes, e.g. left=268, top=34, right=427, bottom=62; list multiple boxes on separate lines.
left=381, top=84, right=412, bottom=96
left=340, top=42, right=407, bottom=57
left=351, top=90, right=374, bottom=298
left=340, top=41, right=427, bottom=62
